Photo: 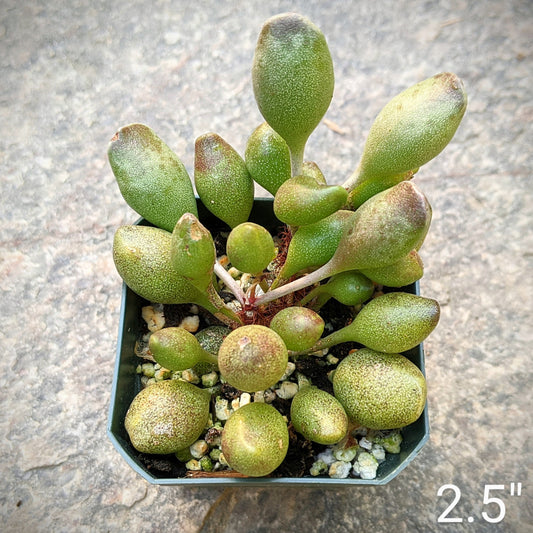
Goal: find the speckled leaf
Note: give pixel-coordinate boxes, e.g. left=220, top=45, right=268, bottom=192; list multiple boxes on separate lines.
left=328, top=181, right=432, bottom=273
left=252, top=13, right=334, bottom=173
left=333, top=349, right=427, bottom=430
left=170, top=213, right=216, bottom=290
left=290, top=386, right=348, bottom=445
left=313, top=292, right=440, bottom=354
left=194, top=133, right=254, bottom=229
left=125, top=380, right=211, bottom=454
left=361, top=250, right=424, bottom=287
left=347, top=73, right=467, bottom=207
left=108, top=123, right=197, bottom=232
left=274, top=175, right=347, bottom=226
left=245, top=122, right=292, bottom=195
left=275, top=209, right=355, bottom=283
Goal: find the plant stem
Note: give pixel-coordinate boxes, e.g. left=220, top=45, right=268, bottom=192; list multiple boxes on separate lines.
left=213, top=261, right=246, bottom=307
left=298, top=289, right=330, bottom=310
left=259, top=279, right=270, bottom=294
left=289, top=330, right=346, bottom=358
left=341, top=162, right=361, bottom=193
left=290, top=145, right=305, bottom=177
left=204, top=283, right=243, bottom=327
left=305, top=329, right=345, bottom=354
left=254, top=262, right=331, bottom=306
left=268, top=274, right=286, bottom=291
left=199, top=349, right=220, bottom=367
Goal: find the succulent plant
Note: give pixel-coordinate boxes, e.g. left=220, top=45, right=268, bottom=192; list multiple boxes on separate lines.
left=149, top=327, right=219, bottom=371
left=221, top=402, right=289, bottom=477
left=109, top=12, right=466, bottom=477
left=108, top=124, right=198, bottom=232
left=333, top=348, right=427, bottom=430
left=194, top=132, right=254, bottom=229
left=252, top=12, right=334, bottom=175
left=217, top=325, right=288, bottom=392
left=269, top=306, right=324, bottom=351
left=226, top=222, right=275, bottom=275
left=273, top=175, right=348, bottom=226
left=124, top=380, right=211, bottom=454
left=290, top=385, right=348, bottom=445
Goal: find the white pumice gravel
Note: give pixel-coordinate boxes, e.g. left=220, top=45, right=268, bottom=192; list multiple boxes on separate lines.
left=329, top=461, right=352, bottom=479
left=190, top=440, right=209, bottom=459
left=181, top=368, right=200, bottom=384
left=179, top=315, right=200, bottom=333
left=201, top=371, right=219, bottom=388
left=275, top=381, right=299, bottom=399
left=239, top=273, right=252, bottom=290
left=254, top=284, right=265, bottom=297
left=309, top=429, right=404, bottom=479
left=316, top=448, right=336, bottom=466
left=154, top=368, right=171, bottom=381
left=141, top=305, right=165, bottom=332
left=185, top=459, right=202, bottom=471
left=279, top=361, right=296, bottom=381
left=296, top=372, right=311, bottom=389
left=352, top=451, right=379, bottom=480
left=311, top=348, right=328, bottom=358
left=333, top=444, right=358, bottom=463
left=227, top=267, right=241, bottom=279
left=326, top=354, right=339, bottom=365
left=215, top=397, right=232, bottom=421
left=263, top=389, right=277, bottom=403
left=141, top=363, right=155, bottom=377
left=359, top=436, right=373, bottom=451
left=253, top=390, right=265, bottom=403
left=218, top=452, right=230, bottom=467
left=309, top=459, right=329, bottom=476
left=239, top=392, right=251, bottom=407
left=371, top=444, right=386, bottom=463
left=378, top=431, right=403, bottom=453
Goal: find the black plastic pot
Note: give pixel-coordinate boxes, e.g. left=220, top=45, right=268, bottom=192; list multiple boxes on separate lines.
left=107, top=198, right=430, bottom=486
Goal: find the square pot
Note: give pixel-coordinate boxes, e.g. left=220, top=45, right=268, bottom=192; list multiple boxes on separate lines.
left=107, top=198, right=430, bottom=486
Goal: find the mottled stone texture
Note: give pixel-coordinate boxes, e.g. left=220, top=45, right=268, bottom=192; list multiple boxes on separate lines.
left=1, top=0, right=531, bottom=531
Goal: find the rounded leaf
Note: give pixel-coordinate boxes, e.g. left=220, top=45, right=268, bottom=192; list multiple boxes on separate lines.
left=274, top=175, right=348, bottom=226
left=245, top=122, right=292, bottom=195
left=333, top=348, right=427, bottom=430
left=252, top=13, right=334, bottom=161
left=218, top=325, right=288, bottom=392
left=194, top=133, right=254, bottom=228
left=125, top=380, right=211, bottom=454
left=221, top=402, right=289, bottom=477
left=108, top=123, right=197, bottom=232
left=149, top=327, right=217, bottom=371
left=269, top=306, right=324, bottom=351
left=227, top=222, right=275, bottom=275
left=291, top=386, right=348, bottom=444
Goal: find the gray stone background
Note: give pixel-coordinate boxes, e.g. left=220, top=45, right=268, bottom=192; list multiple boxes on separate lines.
left=1, top=0, right=531, bottom=531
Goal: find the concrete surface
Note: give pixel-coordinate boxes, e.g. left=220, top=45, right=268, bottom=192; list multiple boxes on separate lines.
left=1, top=0, right=531, bottom=531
